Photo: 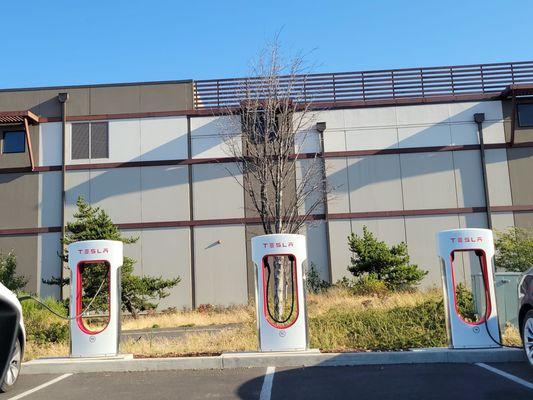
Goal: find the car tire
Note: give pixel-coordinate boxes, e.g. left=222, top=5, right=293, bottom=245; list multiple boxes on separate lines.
left=523, top=310, right=533, bottom=369
left=0, top=338, right=22, bottom=393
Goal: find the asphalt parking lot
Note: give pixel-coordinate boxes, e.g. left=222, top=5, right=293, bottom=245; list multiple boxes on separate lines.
left=3, top=362, right=532, bottom=400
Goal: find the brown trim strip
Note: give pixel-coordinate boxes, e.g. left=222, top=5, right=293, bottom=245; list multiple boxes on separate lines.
left=3, top=142, right=532, bottom=175
left=0, top=227, right=61, bottom=236
left=23, top=117, right=35, bottom=171
left=3, top=205, right=532, bottom=236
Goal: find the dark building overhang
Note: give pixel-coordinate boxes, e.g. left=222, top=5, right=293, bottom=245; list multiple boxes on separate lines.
left=500, top=84, right=533, bottom=145
left=0, top=110, right=39, bottom=170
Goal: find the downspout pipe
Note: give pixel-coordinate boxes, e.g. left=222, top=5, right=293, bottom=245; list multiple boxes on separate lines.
left=474, top=113, right=492, bottom=230
left=58, top=92, right=69, bottom=300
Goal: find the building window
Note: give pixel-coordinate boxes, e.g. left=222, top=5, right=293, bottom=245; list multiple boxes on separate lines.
left=2, top=131, right=25, bottom=154
left=517, top=103, right=533, bottom=127
left=71, top=122, right=109, bottom=160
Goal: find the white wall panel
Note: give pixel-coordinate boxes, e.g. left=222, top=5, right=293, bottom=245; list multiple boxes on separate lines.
left=491, top=212, right=515, bottom=231
left=90, top=168, right=142, bottom=223
left=325, top=158, right=350, bottom=214
left=107, top=119, right=141, bottom=162
left=396, top=104, right=450, bottom=125
left=347, top=155, right=403, bottom=212
left=65, top=170, right=90, bottom=222
left=350, top=216, right=406, bottom=245
left=295, top=129, right=321, bottom=153
left=482, top=121, right=506, bottom=144
left=296, top=159, right=325, bottom=215
left=448, top=101, right=503, bottom=123
left=452, top=150, right=485, bottom=208
left=194, top=225, right=247, bottom=306
left=345, top=128, right=398, bottom=151
left=304, top=222, right=329, bottom=281
left=344, top=106, right=396, bottom=128
left=397, top=124, right=452, bottom=148
left=39, top=122, right=62, bottom=166
left=310, top=110, right=345, bottom=130
left=404, top=214, right=460, bottom=288
left=323, top=130, right=346, bottom=152
left=328, top=219, right=352, bottom=282
left=122, top=229, right=143, bottom=276
left=141, top=228, right=192, bottom=309
left=37, top=232, right=62, bottom=299
left=450, top=123, right=478, bottom=146
left=141, top=166, right=189, bottom=222
left=38, top=171, right=62, bottom=227
left=193, top=163, right=244, bottom=219
left=400, top=152, right=457, bottom=210
left=190, top=116, right=240, bottom=158
left=140, top=117, right=188, bottom=161
left=458, top=212, right=487, bottom=229
left=485, top=149, right=513, bottom=206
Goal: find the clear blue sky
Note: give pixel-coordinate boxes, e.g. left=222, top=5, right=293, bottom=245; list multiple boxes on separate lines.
left=1, top=0, right=532, bottom=89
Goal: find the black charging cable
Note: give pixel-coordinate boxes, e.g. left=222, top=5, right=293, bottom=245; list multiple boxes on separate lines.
left=17, top=269, right=110, bottom=321
left=264, top=257, right=295, bottom=325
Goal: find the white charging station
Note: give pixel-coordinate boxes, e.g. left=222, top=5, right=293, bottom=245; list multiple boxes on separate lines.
left=437, top=228, right=500, bottom=349
left=252, top=233, right=308, bottom=352
left=69, top=240, right=123, bottom=357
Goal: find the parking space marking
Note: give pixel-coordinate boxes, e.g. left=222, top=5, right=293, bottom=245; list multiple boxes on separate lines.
left=7, top=373, right=73, bottom=400
left=475, top=363, right=533, bottom=390
left=259, top=366, right=275, bottom=400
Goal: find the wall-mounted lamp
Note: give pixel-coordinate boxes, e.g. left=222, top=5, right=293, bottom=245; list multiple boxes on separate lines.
left=316, top=122, right=327, bottom=133
left=58, top=92, right=69, bottom=103
left=474, top=113, right=485, bottom=124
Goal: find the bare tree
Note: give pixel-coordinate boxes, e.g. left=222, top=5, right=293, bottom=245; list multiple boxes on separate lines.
left=217, top=41, right=330, bottom=319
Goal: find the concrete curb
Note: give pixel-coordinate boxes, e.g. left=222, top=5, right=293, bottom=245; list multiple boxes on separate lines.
left=21, top=348, right=525, bottom=375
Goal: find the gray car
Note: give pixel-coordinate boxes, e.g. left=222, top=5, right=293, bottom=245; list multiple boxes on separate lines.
left=518, top=267, right=533, bottom=368
left=0, top=283, right=26, bottom=392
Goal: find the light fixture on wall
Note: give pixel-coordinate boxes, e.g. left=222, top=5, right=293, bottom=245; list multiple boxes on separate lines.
left=316, top=122, right=326, bottom=133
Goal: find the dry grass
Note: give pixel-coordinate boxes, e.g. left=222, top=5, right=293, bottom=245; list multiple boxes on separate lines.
left=306, top=286, right=442, bottom=316
left=22, top=289, right=525, bottom=360
left=502, top=323, right=522, bottom=347
left=121, top=305, right=254, bottom=331
left=24, top=341, right=69, bottom=361
left=121, top=324, right=258, bottom=357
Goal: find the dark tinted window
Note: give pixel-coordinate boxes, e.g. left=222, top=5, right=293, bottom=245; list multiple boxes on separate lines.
left=517, top=104, right=533, bottom=127
left=3, top=131, right=25, bottom=153
left=90, top=122, right=109, bottom=159
left=71, top=123, right=90, bottom=160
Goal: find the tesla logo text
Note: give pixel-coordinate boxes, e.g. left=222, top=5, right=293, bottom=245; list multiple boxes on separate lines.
left=449, top=237, right=483, bottom=243
left=263, top=242, right=294, bottom=249
left=77, top=248, right=109, bottom=255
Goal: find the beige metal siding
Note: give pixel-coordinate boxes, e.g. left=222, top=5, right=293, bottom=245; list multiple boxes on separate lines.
left=194, top=225, right=247, bottom=306
left=400, top=152, right=457, bottom=210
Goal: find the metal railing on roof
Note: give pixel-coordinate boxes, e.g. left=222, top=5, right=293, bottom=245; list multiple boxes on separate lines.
left=193, top=61, right=533, bottom=110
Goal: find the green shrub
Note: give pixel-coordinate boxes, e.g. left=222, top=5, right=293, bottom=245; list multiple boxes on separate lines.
left=306, top=263, right=331, bottom=294
left=21, top=297, right=69, bottom=344
left=348, top=275, right=389, bottom=296
left=347, top=226, right=427, bottom=291
left=44, top=197, right=181, bottom=318
left=455, top=283, right=477, bottom=322
left=495, top=227, right=533, bottom=272
left=309, top=298, right=447, bottom=350
left=0, top=251, right=28, bottom=292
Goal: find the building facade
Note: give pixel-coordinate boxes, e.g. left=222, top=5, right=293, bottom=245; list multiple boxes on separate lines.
left=0, top=61, right=532, bottom=309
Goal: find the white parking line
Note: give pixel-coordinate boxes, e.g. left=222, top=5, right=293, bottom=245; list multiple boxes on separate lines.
left=475, top=363, right=533, bottom=390
left=259, top=366, right=275, bottom=400
left=7, top=373, right=73, bottom=400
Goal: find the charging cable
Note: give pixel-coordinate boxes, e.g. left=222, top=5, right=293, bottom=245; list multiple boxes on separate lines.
left=17, top=270, right=110, bottom=321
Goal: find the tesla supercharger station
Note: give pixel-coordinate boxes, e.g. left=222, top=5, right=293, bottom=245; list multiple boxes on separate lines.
left=252, top=234, right=308, bottom=352
left=437, top=228, right=500, bottom=349
left=69, top=240, right=123, bottom=357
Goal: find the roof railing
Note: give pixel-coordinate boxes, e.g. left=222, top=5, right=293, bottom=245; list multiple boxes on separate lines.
left=193, top=61, right=533, bottom=110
